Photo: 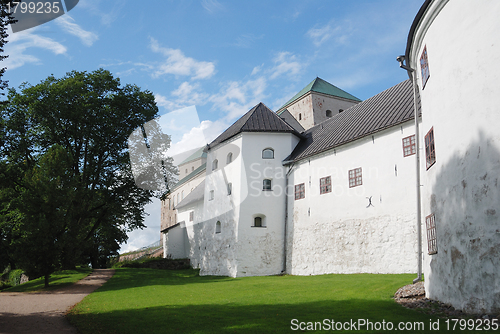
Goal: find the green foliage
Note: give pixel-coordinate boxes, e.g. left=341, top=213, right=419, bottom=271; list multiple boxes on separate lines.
left=0, top=69, right=176, bottom=286
left=68, top=270, right=461, bottom=334
left=2, top=267, right=92, bottom=292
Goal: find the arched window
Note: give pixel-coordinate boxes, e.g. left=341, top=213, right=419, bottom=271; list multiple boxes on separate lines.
left=262, top=148, right=274, bottom=159
left=263, top=179, right=272, bottom=191
left=254, top=217, right=262, bottom=227
left=326, top=110, right=332, bottom=117
left=212, top=159, right=218, bottom=171
left=215, top=221, right=221, bottom=234
left=227, top=152, right=233, bottom=164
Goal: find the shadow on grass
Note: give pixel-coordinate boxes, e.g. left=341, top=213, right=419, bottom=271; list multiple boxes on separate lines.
left=96, top=268, right=235, bottom=292
left=67, top=299, right=482, bottom=334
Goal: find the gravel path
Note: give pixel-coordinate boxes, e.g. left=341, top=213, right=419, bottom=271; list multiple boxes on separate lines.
left=0, top=269, right=114, bottom=334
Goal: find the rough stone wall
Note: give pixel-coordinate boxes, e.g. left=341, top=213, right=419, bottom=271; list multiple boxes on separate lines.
left=311, top=93, right=359, bottom=125
left=289, top=215, right=416, bottom=275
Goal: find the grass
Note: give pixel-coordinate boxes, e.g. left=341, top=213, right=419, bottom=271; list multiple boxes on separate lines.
left=1, top=267, right=92, bottom=292
left=67, top=268, right=486, bottom=334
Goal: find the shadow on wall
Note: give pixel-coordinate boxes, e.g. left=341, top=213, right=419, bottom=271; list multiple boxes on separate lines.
left=429, top=130, right=500, bottom=313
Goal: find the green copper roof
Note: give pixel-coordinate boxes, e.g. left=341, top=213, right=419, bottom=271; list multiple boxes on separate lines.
left=277, top=77, right=361, bottom=115
left=178, top=146, right=207, bottom=166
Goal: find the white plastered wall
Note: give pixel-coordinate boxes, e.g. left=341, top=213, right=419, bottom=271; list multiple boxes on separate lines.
left=287, top=121, right=418, bottom=275
left=409, top=0, right=500, bottom=313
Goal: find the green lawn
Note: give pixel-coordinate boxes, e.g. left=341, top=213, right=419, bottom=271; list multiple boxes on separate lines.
left=2, top=268, right=92, bottom=292
left=67, top=268, right=490, bottom=334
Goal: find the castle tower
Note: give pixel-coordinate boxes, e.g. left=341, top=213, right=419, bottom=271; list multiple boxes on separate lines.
left=277, top=77, right=361, bottom=131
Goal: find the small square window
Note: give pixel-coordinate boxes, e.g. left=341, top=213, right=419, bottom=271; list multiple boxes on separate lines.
left=320, top=176, right=331, bottom=194
left=189, top=211, right=194, bottom=222
left=425, top=127, right=436, bottom=169
left=425, top=213, right=438, bottom=255
left=295, top=183, right=305, bottom=200
left=348, top=168, right=362, bottom=188
left=402, top=135, right=416, bottom=157
left=209, top=190, right=214, bottom=201
left=420, top=45, right=430, bottom=89
left=263, top=179, right=272, bottom=191
left=262, top=148, right=274, bottom=159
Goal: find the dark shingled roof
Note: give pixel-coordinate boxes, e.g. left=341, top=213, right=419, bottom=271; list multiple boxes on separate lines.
left=207, top=102, right=302, bottom=149
left=284, top=79, right=419, bottom=164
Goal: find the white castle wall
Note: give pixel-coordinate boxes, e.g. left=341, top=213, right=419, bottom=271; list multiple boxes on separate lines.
left=287, top=121, right=418, bottom=275
left=408, top=0, right=500, bottom=313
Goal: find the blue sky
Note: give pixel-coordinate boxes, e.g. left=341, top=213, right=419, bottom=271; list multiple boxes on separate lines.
left=3, top=0, right=424, bottom=252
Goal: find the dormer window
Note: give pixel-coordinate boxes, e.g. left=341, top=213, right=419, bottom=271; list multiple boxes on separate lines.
left=262, top=148, right=274, bottom=159
left=326, top=110, right=332, bottom=118
left=227, top=152, right=233, bottom=164
left=212, top=159, right=218, bottom=171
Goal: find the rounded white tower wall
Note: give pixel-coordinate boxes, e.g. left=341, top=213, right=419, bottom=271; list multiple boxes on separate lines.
left=408, top=0, right=500, bottom=313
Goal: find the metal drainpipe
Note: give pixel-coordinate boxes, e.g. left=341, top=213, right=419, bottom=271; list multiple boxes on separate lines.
left=398, top=55, right=422, bottom=284
left=282, top=162, right=295, bottom=274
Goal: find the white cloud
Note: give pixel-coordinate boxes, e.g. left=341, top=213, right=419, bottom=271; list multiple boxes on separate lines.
left=122, top=199, right=161, bottom=253
left=155, top=82, right=210, bottom=112
left=307, top=20, right=351, bottom=47
left=3, top=27, right=67, bottom=70
left=201, top=0, right=225, bottom=14
left=149, top=38, right=216, bottom=80
left=210, top=76, right=268, bottom=121
left=269, top=51, right=302, bottom=80
left=55, top=15, right=98, bottom=46
left=168, top=120, right=221, bottom=157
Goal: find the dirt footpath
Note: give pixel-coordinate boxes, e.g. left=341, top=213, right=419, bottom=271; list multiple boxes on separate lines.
left=0, top=269, right=114, bottom=334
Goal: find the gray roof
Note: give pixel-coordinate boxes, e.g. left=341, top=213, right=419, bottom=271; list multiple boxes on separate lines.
left=176, top=180, right=205, bottom=209
left=207, top=102, right=302, bottom=149
left=284, top=79, right=419, bottom=164
left=279, top=109, right=305, bottom=133
left=173, top=163, right=206, bottom=190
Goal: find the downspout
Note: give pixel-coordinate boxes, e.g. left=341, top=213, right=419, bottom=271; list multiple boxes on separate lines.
left=397, top=55, right=422, bottom=284
left=282, top=162, right=295, bottom=274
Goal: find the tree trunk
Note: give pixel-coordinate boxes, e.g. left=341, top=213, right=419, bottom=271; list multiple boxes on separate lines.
left=44, top=274, right=49, bottom=288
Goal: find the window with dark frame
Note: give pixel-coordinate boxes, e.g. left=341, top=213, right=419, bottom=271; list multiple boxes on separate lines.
left=348, top=167, right=362, bottom=188
left=402, top=135, right=416, bottom=157
left=425, top=127, right=436, bottom=169
left=295, top=183, right=305, bottom=200
left=262, top=148, right=274, bottom=159
left=263, top=179, right=272, bottom=191
left=326, top=110, right=332, bottom=118
left=215, top=221, right=221, bottom=234
left=420, top=45, right=430, bottom=89
left=320, top=176, right=331, bottom=194
left=254, top=217, right=262, bottom=227
left=189, top=211, right=194, bottom=222
left=425, top=213, right=438, bottom=255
